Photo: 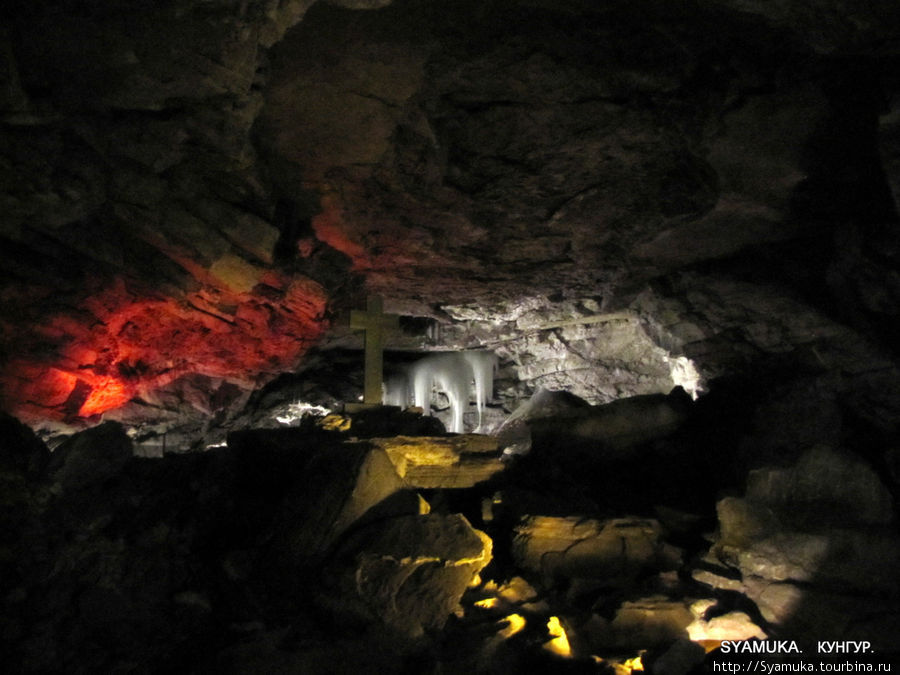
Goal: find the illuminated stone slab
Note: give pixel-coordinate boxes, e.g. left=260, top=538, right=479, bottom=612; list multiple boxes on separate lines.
left=370, top=434, right=504, bottom=488
left=333, top=513, right=492, bottom=637
left=513, top=515, right=665, bottom=583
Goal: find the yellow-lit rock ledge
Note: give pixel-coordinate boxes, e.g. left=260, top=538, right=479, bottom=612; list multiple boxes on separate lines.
left=370, top=434, right=505, bottom=488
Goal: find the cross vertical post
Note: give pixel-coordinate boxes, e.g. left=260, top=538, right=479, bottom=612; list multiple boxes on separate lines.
left=350, top=296, right=400, bottom=405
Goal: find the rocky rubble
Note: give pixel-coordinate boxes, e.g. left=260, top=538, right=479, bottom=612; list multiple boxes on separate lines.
left=0, top=410, right=492, bottom=673
left=332, top=512, right=492, bottom=637
left=699, top=445, right=900, bottom=644
left=4, top=352, right=900, bottom=672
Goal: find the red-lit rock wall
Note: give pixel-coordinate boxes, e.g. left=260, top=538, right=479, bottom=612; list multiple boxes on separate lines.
left=0, top=0, right=336, bottom=426
left=0, top=273, right=327, bottom=424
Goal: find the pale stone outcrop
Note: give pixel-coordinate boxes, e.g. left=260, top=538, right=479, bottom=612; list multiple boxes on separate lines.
left=686, top=599, right=767, bottom=643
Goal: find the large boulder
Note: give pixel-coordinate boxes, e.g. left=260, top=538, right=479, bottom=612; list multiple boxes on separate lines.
left=227, top=429, right=410, bottom=566
left=331, top=513, right=492, bottom=638
left=46, top=421, right=132, bottom=494
left=742, top=444, right=894, bottom=526
left=714, top=446, right=900, bottom=594
left=370, top=434, right=504, bottom=488
left=512, top=515, right=669, bottom=585
left=495, top=387, right=591, bottom=457
left=716, top=497, right=900, bottom=595
left=685, top=600, right=767, bottom=644
left=601, top=596, right=695, bottom=650
left=529, top=387, right=692, bottom=460
left=702, top=445, right=900, bottom=644
left=0, top=412, right=50, bottom=477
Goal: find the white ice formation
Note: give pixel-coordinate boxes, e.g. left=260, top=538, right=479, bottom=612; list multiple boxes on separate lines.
left=385, top=351, right=497, bottom=433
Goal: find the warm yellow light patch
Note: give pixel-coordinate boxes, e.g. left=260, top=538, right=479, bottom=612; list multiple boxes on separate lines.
left=475, top=597, right=499, bottom=609
left=497, top=576, right=538, bottom=604
left=544, top=616, right=572, bottom=657
left=624, top=654, right=644, bottom=671
left=209, top=253, right=264, bottom=293
left=498, top=613, right=526, bottom=639
left=417, top=494, right=431, bottom=515
left=592, top=653, right=645, bottom=674
left=320, top=414, right=352, bottom=431
left=695, top=640, right=725, bottom=653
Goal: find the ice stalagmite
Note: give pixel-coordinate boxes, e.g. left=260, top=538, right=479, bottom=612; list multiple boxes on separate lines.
left=386, top=351, right=497, bottom=433
left=383, top=372, right=410, bottom=409
left=462, top=351, right=498, bottom=431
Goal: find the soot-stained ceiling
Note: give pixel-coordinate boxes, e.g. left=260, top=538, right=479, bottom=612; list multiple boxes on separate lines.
left=1, top=0, right=899, bottom=433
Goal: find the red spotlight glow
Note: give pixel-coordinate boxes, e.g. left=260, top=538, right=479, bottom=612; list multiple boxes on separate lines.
left=77, top=376, right=133, bottom=417
left=0, top=272, right=328, bottom=423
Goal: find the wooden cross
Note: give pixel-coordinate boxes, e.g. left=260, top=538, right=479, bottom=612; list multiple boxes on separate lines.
left=350, top=296, right=400, bottom=405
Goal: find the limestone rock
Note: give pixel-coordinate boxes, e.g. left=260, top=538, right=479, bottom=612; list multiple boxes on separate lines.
left=690, top=557, right=748, bottom=594
left=633, top=275, right=896, bottom=382
left=371, top=434, right=504, bottom=488
left=607, top=596, right=695, bottom=649
left=227, top=429, right=409, bottom=565
left=744, top=445, right=894, bottom=526
left=324, top=405, right=446, bottom=438
left=3, top=0, right=899, bottom=456
left=463, top=305, right=694, bottom=408
left=714, top=447, right=900, bottom=595
left=707, top=444, right=900, bottom=642
left=722, top=525, right=900, bottom=595
left=495, top=387, right=590, bottom=456
left=496, top=576, right=539, bottom=605
left=742, top=577, right=900, bottom=647
left=685, top=600, right=767, bottom=643
left=715, top=496, right=780, bottom=548
left=650, top=639, right=707, bottom=675
left=0, top=412, right=50, bottom=477
left=634, top=85, right=827, bottom=270
left=512, top=515, right=666, bottom=583
left=334, top=513, right=492, bottom=637
left=529, top=388, right=692, bottom=460
left=46, top=422, right=132, bottom=493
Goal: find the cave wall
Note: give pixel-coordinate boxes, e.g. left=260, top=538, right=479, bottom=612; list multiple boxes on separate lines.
left=3, top=3, right=900, bottom=670
left=1, top=0, right=899, bottom=440
left=0, top=0, right=332, bottom=428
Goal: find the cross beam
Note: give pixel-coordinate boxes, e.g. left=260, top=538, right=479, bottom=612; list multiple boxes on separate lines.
left=350, top=296, right=400, bottom=405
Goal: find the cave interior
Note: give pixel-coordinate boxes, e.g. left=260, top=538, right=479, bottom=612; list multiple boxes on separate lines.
left=2, top=0, right=900, bottom=672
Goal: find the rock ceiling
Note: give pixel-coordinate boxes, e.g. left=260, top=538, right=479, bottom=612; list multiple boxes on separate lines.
left=1, top=0, right=899, bottom=430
